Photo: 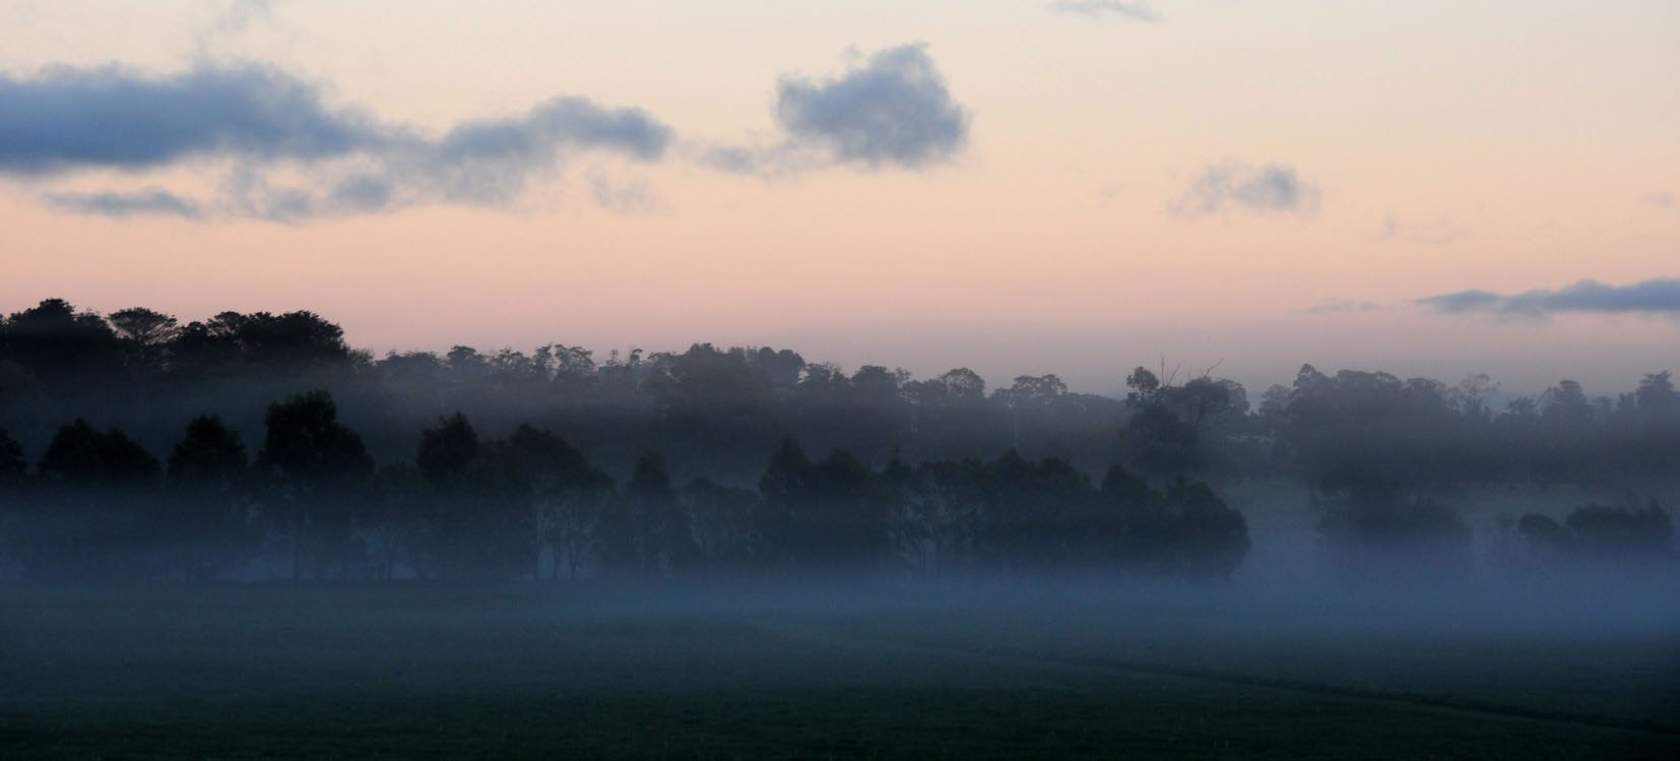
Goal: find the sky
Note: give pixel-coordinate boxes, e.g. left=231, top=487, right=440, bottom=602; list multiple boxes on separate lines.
left=2, top=0, right=1677, bottom=396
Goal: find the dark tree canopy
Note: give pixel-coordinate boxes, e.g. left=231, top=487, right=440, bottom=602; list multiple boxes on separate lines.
left=0, top=425, right=24, bottom=488
left=258, top=391, right=373, bottom=492
left=167, top=415, right=249, bottom=490
left=0, top=297, right=1675, bottom=583
left=417, top=413, right=479, bottom=494
left=38, top=419, right=160, bottom=488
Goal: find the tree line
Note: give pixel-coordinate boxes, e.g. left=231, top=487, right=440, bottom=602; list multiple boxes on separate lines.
left=0, top=392, right=1249, bottom=581
left=1, top=298, right=1675, bottom=581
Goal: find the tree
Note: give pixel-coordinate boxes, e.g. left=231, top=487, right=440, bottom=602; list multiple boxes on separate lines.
left=1635, top=371, right=1677, bottom=416
left=1125, top=403, right=1202, bottom=479
left=602, top=451, right=690, bottom=576
left=416, top=413, right=479, bottom=494
left=164, top=415, right=252, bottom=578
left=802, top=448, right=890, bottom=568
left=0, top=299, right=122, bottom=385
left=682, top=477, right=760, bottom=572
left=1122, top=369, right=1244, bottom=481
left=410, top=419, right=616, bottom=580
left=38, top=420, right=160, bottom=488
left=889, top=458, right=984, bottom=575
left=939, top=368, right=986, bottom=400
left=1157, top=479, right=1250, bottom=578
left=257, top=391, right=373, bottom=578
left=29, top=421, right=159, bottom=579
left=258, top=391, right=374, bottom=491
left=1082, top=463, right=1152, bottom=564
left=976, top=451, right=1088, bottom=568
left=0, top=425, right=24, bottom=489
left=1314, top=473, right=1471, bottom=581
left=1565, top=500, right=1673, bottom=560
left=754, top=438, right=894, bottom=569
left=496, top=424, right=612, bottom=581
left=169, top=310, right=353, bottom=380
left=168, top=415, right=249, bottom=488
left=755, top=438, right=813, bottom=566
left=109, top=307, right=181, bottom=347
left=0, top=425, right=23, bottom=575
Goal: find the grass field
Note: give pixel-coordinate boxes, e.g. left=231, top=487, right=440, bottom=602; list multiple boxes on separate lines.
left=2, top=582, right=1677, bottom=759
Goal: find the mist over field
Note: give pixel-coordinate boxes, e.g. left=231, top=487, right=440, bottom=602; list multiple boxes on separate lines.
left=1, top=298, right=1677, bottom=758
left=5, top=1, right=1680, bottom=756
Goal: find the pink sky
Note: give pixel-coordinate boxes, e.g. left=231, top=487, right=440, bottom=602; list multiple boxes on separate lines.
left=2, top=0, right=1677, bottom=394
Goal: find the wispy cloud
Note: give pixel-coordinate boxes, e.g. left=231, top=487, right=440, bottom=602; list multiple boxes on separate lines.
left=41, top=188, right=204, bottom=219
left=1047, top=1, right=1161, bottom=22
left=587, top=171, right=662, bottom=214
left=1302, top=299, right=1383, bottom=316
left=1173, top=162, right=1318, bottom=217
left=1417, top=278, right=1680, bottom=318
left=212, top=0, right=279, bottom=36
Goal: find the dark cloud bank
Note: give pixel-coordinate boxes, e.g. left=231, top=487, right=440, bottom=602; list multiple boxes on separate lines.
left=0, top=64, right=380, bottom=175
left=1419, top=278, right=1680, bottom=318
left=1, top=45, right=970, bottom=221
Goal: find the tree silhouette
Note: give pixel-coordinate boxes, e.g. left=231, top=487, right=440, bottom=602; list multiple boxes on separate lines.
left=259, top=391, right=374, bottom=491
left=755, top=438, right=813, bottom=568
left=4, top=295, right=1678, bottom=583
left=889, top=457, right=983, bottom=575
left=0, top=299, right=121, bottom=385
left=417, top=413, right=479, bottom=495
left=109, top=307, right=181, bottom=378
left=257, top=391, right=373, bottom=578
left=1157, top=478, right=1250, bottom=578
left=39, top=420, right=160, bottom=488
left=602, top=451, right=691, bottom=576
left=1565, top=500, right=1673, bottom=559
left=168, top=415, right=249, bottom=488
left=682, top=477, right=760, bottom=573
left=496, top=424, right=612, bottom=581
left=0, top=425, right=24, bottom=489
left=163, top=415, right=251, bottom=578
left=27, top=420, right=158, bottom=579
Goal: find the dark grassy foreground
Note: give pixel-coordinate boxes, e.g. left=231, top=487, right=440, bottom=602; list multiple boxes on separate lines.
left=2, top=582, right=1677, bottom=760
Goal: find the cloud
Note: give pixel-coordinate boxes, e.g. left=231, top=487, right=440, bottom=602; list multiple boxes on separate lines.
left=41, top=188, right=204, bottom=219
left=768, top=44, right=970, bottom=170
left=1417, top=278, right=1680, bottom=318
left=0, top=64, right=384, bottom=176
left=1416, top=290, right=1502, bottom=313
left=1302, top=299, right=1383, bottom=315
left=212, top=0, right=278, bottom=36
left=8, top=48, right=961, bottom=221
left=1047, top=1, right=1161, bottom=22
left=1173, top=162, right=1318, bottom=217
left=414, top=96, right=669, bottom=205
left=698, top=145, right=763, bottom=174
left=2, top=63, right=672, bottom=219
left=586, top=171, right=661, bottom=214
